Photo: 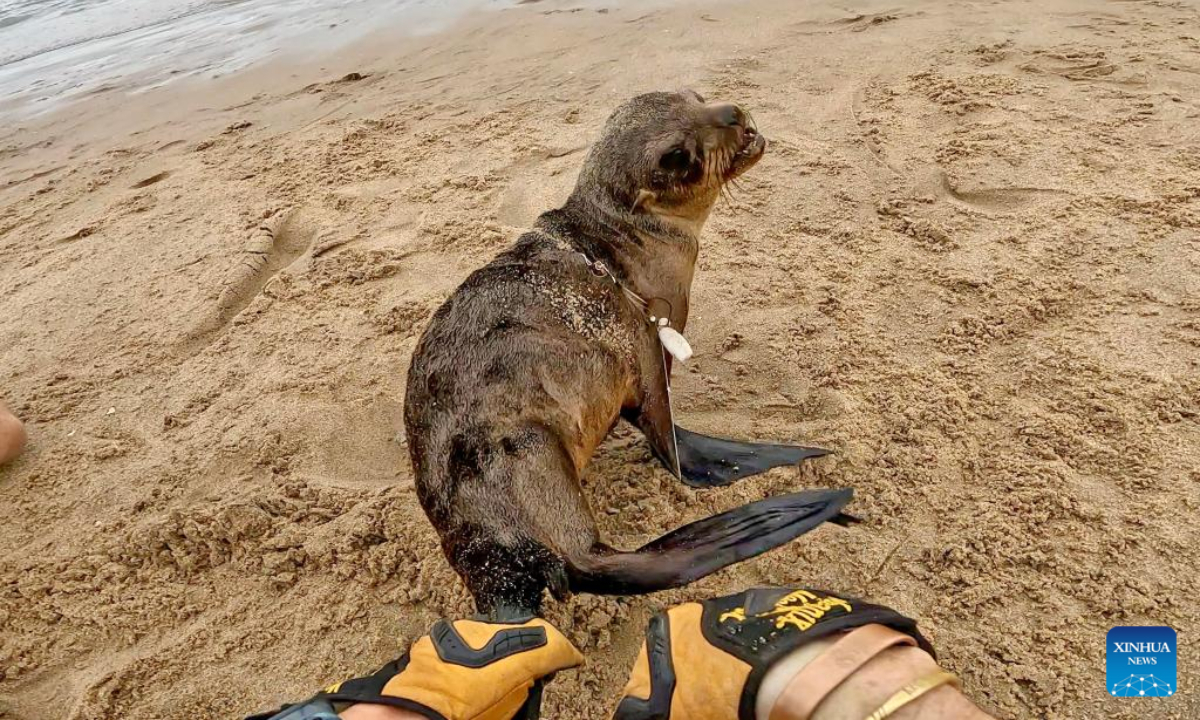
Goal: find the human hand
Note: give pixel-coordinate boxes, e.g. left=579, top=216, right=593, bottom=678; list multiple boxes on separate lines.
left=0, top=401, right=25, bottom=465
left=612, top=587, right=935, bottom=720
left=250, top=616, right=583, bottom=720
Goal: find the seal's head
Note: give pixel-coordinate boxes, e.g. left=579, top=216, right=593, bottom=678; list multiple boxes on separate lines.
left=573, top=90, right=766, bottom=232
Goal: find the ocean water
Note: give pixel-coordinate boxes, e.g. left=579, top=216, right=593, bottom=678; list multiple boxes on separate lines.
left=0, top=0, right=506, bottom=119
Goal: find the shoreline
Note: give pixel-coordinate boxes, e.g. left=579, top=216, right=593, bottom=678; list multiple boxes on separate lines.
left=1, top=0, right=675, bottom=197
left=0, top=0, right=517, bottom=124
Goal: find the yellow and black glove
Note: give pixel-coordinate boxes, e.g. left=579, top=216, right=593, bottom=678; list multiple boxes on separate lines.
left=248, top=617, right=583, bottom=720
left=614, top=588, right=933, bottom=720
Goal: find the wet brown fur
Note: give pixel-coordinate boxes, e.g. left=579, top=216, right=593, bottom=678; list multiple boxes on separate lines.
left=404, top=90, right=765, bottom=614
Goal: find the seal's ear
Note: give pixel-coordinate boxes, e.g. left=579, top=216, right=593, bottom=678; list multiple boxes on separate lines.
left=633, top=189, right=657, bottom=212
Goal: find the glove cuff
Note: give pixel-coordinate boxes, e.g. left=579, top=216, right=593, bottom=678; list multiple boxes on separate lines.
left=697, top=588, right=933, bottom=720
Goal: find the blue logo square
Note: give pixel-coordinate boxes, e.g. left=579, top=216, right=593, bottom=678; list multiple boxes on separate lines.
left=1107, top=626, right=1176, bottom=697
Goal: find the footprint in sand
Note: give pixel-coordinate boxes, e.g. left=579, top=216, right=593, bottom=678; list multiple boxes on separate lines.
left=835, top=11, right=904, bottom=32
left=1016, top=50, right=1151, bottom=86
left=495, top=145, right=587, bottom=228
left=130, top=171, right=169, bottom=189
left=936, top=173, right=1069, bottom=213
left=790, top=10, right=908, bottom=35
left=182, top=209, right=319, bottom=352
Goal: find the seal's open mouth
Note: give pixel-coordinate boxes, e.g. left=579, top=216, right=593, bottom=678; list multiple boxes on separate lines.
left=726, top=125, right=766, bottom=179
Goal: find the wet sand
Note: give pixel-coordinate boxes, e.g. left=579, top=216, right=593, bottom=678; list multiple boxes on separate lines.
left=1, top=0, right=1198, bottom=718
left=0, top=0, right=500, bottom=119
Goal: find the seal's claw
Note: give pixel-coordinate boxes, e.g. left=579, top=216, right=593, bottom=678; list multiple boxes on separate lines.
left=827, top=511, right=861, bottom=527
left=673, top=425, right=830, bottom=488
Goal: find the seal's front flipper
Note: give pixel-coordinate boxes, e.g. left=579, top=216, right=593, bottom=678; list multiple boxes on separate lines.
left=674, top=425, right=830, bottom=488
left=630, top=335, right=829, bottom=488
left=628, top=340, right=681, bottom=478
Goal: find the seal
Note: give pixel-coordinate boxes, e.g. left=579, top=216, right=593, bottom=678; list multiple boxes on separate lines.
left=404, top=90, right=852, bottom=616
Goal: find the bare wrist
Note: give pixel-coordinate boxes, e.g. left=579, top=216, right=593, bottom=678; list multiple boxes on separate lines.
left=755, top=637, right=838, bottom=720
left=339, top=704, right=426, bottom=720
left=759, top=642, right=994, bottom=720
left=811, top=645, right=939, bottom=720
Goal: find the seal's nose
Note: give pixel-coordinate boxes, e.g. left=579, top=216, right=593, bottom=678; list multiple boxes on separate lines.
left=710, top=103, right=747, bottom=128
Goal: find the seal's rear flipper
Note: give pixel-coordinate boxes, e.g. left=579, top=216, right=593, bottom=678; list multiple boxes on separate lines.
left=675, top=425, right=830, bottom=488
left=566, top=488, right=852, bottom=596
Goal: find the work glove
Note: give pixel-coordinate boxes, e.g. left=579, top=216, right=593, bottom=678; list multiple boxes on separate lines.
left=247, top=616, right=584, bottom=720
left=613, top=587, right=934, bottom=720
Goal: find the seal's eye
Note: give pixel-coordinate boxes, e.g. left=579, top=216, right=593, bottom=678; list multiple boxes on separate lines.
left=659, top=148, right=692, bottom=174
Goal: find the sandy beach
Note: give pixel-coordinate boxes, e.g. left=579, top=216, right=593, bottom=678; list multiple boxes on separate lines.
left=1, top=0, right=1198, bottom=718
